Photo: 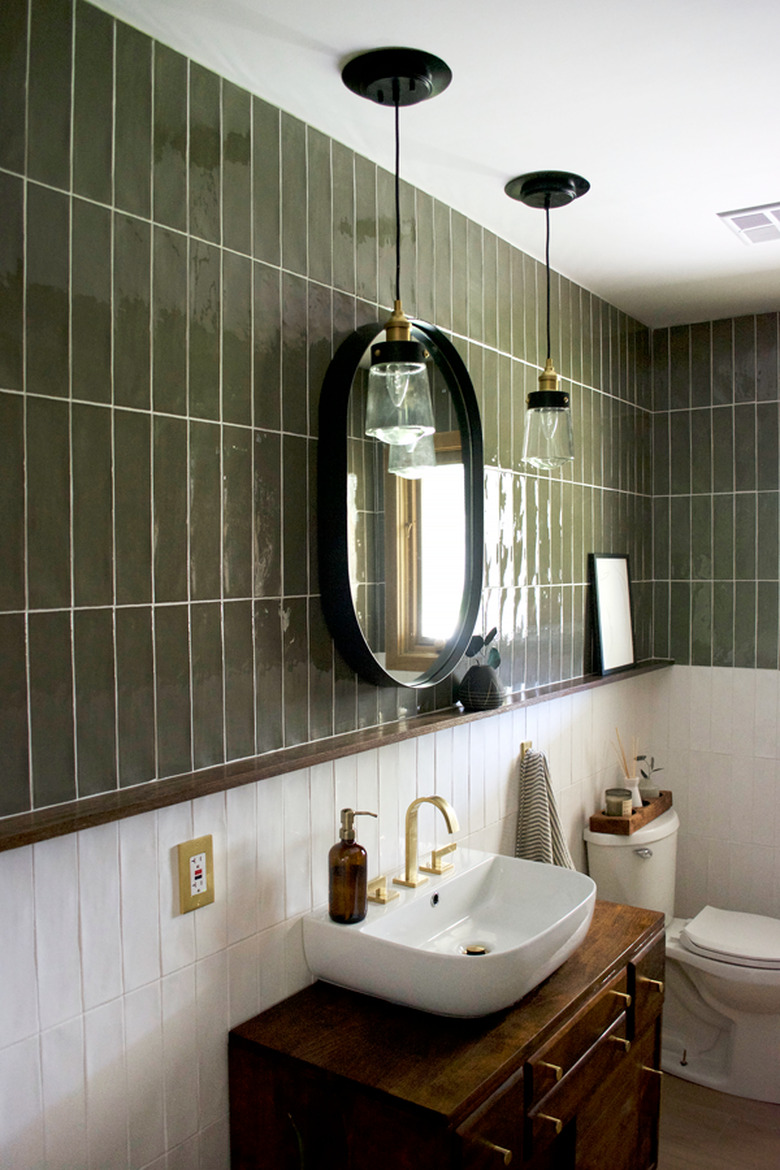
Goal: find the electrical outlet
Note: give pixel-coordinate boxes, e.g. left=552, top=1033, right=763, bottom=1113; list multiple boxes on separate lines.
left=177, top=835, right=215, bottom=913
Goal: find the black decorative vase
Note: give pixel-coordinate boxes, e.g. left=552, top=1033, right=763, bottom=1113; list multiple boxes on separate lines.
left=457, top=664, right=503, bottom=711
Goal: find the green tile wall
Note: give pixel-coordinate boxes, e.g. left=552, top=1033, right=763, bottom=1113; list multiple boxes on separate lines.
left=0, top=0, right=653, bottom=819
left=651, top=314, right=780, bottom=668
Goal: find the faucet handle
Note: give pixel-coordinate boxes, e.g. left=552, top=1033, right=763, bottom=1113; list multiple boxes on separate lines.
left=367, top=875, right=399, bottom=904
left=420, top=841, right=457, bottom=875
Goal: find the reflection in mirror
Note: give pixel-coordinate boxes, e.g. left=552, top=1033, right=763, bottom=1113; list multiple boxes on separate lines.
left=318, top=320, right=482, bottom=689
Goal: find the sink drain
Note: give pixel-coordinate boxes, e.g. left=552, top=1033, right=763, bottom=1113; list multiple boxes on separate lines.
left=461, top=944, right=489, bottom=956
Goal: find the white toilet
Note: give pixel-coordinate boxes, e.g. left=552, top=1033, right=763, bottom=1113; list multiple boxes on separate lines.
left=584, top=807, right=780, bottom=1104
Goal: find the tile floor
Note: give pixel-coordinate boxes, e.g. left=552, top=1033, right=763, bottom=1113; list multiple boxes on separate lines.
left=658, top=1074, right=780, bottom=1169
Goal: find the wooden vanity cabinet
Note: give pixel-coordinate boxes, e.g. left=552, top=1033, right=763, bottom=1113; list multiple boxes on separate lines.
left=229, top=902, right=665, bottom=1170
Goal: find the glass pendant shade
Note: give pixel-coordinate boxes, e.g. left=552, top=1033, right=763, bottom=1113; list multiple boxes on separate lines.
left=522, top=361, right=574, bottom=469
left=388, top=433, right=436, bottom=478
left=365, top=337, right=435, bottom=446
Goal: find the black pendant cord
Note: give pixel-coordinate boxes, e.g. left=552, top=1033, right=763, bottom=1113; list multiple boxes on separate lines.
left=393, top=80, right=401, bottom=304
left=545, top=198, right=552, bottom=363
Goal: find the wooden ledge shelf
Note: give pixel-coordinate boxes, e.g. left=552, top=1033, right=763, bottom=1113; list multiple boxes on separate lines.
left=0, top=659, right=673, bottom=854
left=588, top=790, right=673, bottom=836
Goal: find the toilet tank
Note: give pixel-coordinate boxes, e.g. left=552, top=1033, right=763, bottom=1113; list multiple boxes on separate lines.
left=583, top=807, right=680, bottom=925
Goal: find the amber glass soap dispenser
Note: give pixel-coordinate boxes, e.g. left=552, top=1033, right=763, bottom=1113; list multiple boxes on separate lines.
left=329, top=808, right=377, bottom=924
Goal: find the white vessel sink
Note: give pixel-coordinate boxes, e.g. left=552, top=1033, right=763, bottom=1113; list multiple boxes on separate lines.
left=303, top=849, right=596, bottom=1017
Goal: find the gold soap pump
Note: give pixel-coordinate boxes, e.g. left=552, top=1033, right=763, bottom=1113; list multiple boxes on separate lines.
left=328, top=809, right=377, bottom=924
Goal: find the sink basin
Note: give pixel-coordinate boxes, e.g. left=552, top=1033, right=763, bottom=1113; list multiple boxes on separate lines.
left=303, top=849, right=596, bottom=1017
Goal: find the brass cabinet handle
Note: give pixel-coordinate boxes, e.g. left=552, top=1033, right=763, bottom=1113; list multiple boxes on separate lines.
left=610, top=1036, right=631, bottom=1052
left=538, top=1060, right=563, bottom=1082
left=476, top=1139, right=512, bottom=1165
left=610, top=990, right=632, bottom=1007
left=642, top=1065, right=664, bottom=1077
left=639, top=976, right=664, bottom=994
left=538, top=1114, right=563, bottom=1135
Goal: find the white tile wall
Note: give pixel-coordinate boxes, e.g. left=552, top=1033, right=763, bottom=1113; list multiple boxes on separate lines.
left=4, top=666, right=779, bottom=1168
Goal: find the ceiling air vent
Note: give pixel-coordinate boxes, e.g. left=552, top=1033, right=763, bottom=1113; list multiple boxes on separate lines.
left=718, top=202, right=780, bottom=245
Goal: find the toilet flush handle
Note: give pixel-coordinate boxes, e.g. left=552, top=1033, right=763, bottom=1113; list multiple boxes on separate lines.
left=634, top=847, right=653, bottom=859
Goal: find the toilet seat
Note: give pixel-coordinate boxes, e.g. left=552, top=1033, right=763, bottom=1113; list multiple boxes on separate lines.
left=680, top=906, right=780, bottom=970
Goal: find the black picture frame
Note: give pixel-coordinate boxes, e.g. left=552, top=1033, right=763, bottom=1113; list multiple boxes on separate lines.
left=589, top=553, right=635, bottom=676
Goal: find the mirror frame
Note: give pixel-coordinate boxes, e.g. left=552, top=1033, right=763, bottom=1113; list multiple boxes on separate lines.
left=318, top=318, right=484, bottom=688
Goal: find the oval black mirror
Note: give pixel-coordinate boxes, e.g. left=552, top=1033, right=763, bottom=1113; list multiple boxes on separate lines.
left=318, top=319, right=483, bottom=688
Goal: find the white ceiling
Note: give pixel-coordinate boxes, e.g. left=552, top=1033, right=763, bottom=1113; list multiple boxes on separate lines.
left=96, top=0, right=780, bottom=329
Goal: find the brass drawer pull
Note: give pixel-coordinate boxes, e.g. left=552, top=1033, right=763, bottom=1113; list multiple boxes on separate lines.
left=610, top=990, right=632, bottom=1007
left=640, top=976, right=664, bottom=994
left=477, top=1139, right=512, bottom=1165
left=538, top=1114, right=563, bottom=1135
left=610, top=1036, right=631, bottom=1052
left=642, top=1065, right=664, bottom=1077
left=538, top=1060, right=563, bottom=1081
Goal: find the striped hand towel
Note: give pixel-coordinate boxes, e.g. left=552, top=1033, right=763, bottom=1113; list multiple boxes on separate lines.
left=515, top=749, right=575, bottom=869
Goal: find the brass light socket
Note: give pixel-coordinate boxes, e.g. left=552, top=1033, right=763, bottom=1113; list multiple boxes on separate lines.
left=538, top=357, right=560, bottom=393
left=383, top=299, right=413, bottom=344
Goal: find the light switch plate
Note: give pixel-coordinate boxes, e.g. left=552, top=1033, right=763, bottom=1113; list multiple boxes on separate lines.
left=177, top=834, right=215, bottom=913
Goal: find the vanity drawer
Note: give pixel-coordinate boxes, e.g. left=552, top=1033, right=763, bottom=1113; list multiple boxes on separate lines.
left=630, top=931, right=666, bottom=1037
left=456, top=1067, right=525, bottom=1168
left=525, top=968, right=631, bottom=1109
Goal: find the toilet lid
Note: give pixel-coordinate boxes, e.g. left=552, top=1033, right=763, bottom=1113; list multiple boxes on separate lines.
left=681, top=905, right=780, bottom=969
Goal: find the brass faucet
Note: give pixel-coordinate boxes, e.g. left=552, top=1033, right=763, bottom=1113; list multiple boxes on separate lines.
left=393, top=796, right=460, bottom=888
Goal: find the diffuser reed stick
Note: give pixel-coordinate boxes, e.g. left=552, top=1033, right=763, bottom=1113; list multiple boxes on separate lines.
left=613, top=728, right=638, bottom=781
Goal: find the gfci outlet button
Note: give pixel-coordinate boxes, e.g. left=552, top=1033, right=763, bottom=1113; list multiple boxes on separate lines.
left=177, top=835, right=215, bottom=913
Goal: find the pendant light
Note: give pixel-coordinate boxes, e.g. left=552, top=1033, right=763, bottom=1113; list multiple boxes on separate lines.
left=505, top=170, right=590, bottom=469
left=342, top=49, right=451, bottom=446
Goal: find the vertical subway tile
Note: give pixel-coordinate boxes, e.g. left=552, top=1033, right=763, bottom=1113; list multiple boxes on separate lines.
left=669, top=582, right=691, bottom=665
left=114, top=22, right=152, bottom=219
left=189, top=420, right=222, bottom=600
left=0, top=172, right=23, bottom=389
left=451, top=211, right=468, bottom=338
left=254, top=262, right=281, bottom=431
left=253, top=430, right=282, bottom=598
left=308, top=599, right=334, bottom=742
left=189, top=239, right=221, bottom=420
left=733, top=315, right=756, bottom=403
left=27, top=0, right=72, bottom=188
left=652, top=581, right=670, bottom=660
left=355, top=154, right=377, bottom=305
left=282, top=272, right=308, bottom=435
left=497, top=238, right=511, bottom=356
left=115, top=606, right=155, bottom=786
left=0, top=393, right=24, bottom=610
left=114, top=214, right=151, bottom=410
left=191, top=601, right=224, bottom=769
left=152, top=226, right=188, bottom=415
left=73, top=0, right=113, bottom=203
left=222, top=251, right=252, bottom=426
left=483, top=231, right=498, bottom=351
left=308, top=282, right=332, bottom=438
left=74, top=608, right=117, bottom=797
left=282, top=597, right=309, bottom=747
left=434, top=199, right=452, bottom=333
left=253, top=98, right=280, bottom=267
left=735, top=493, right=756, bottom=580
left=0, top=614, right=29, bottom=815
left=223, top=600, right=254, bottom=761
left=467, top=219, right=483, bottom=343
left=653, top=497, right=670, bottom=581
left=72, top=199, right=112, bottom=405
left=153, top=42, right=188, bottom=232
left=482, top=347, right=498, bottom=467
left=690, top=495, right=712, bottom=579
left=651, top=328, right=670, bottom=412
left=154, top=604, right=192, bottom=777
left=668, top=326, right=690, bottom=409
left=222, top=81, right=252, bottom=255
left=756, top=402, right=778, bottom=491
left=757, top=494, right=779, bottom=580
left=670, top=496, right=691, bottom=580
left=114, top=409, right=152, bottom=605
left=713, top=494, right=734, bottom=579
left=398, top=178, right=416, bottom=310
left=29, top=610, right=75, bottom=807
left=712, top=405, right=734, bottom=493
left=281, top=112, right=307, bottom=276
left=734, top=403, right=756, bottom=492
left=72, top=403, right=113, bottom=607
left=27, top=397, right=70, bottom=610
left=712, top=581, right=734, bottom=667
left=307, top=128, right=332, bottom=287
left=691, top=582, right=712, bottom=666
left=254, top=600, right=283, bottom=753
left=756, top=582, right=779, bottom=669
left=331, top=141, right=354, bottom=295
left=712, top=317, right=734, bottom=404
left=734, top=581, right=756, bottom=668
left=26, top=185, right=69, bottom=398
left=376, top=167, right=394, bottom=308
left=756, top=313, right=779, bottom=401
left=190, top=63, right=221, bottom=244
left=153, top=415, right=188, bottom=603
left=669, top=411, right=691, bottom=495
left=415, top=189, right=435, bottom=323
left=689, top=408, right=712, bottom=495
left=223, top=425, right=253, bottom=600
left=0, top=0, right=28, bottom=173
left=282, top=435, right=308, bottom=597
left=498, top=354, right=512, bottom=470
left=690, top=321, right=711, bottom=407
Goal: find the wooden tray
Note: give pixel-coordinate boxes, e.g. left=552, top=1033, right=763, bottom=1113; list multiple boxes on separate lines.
left=588, top=790, right=672, bottom=836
